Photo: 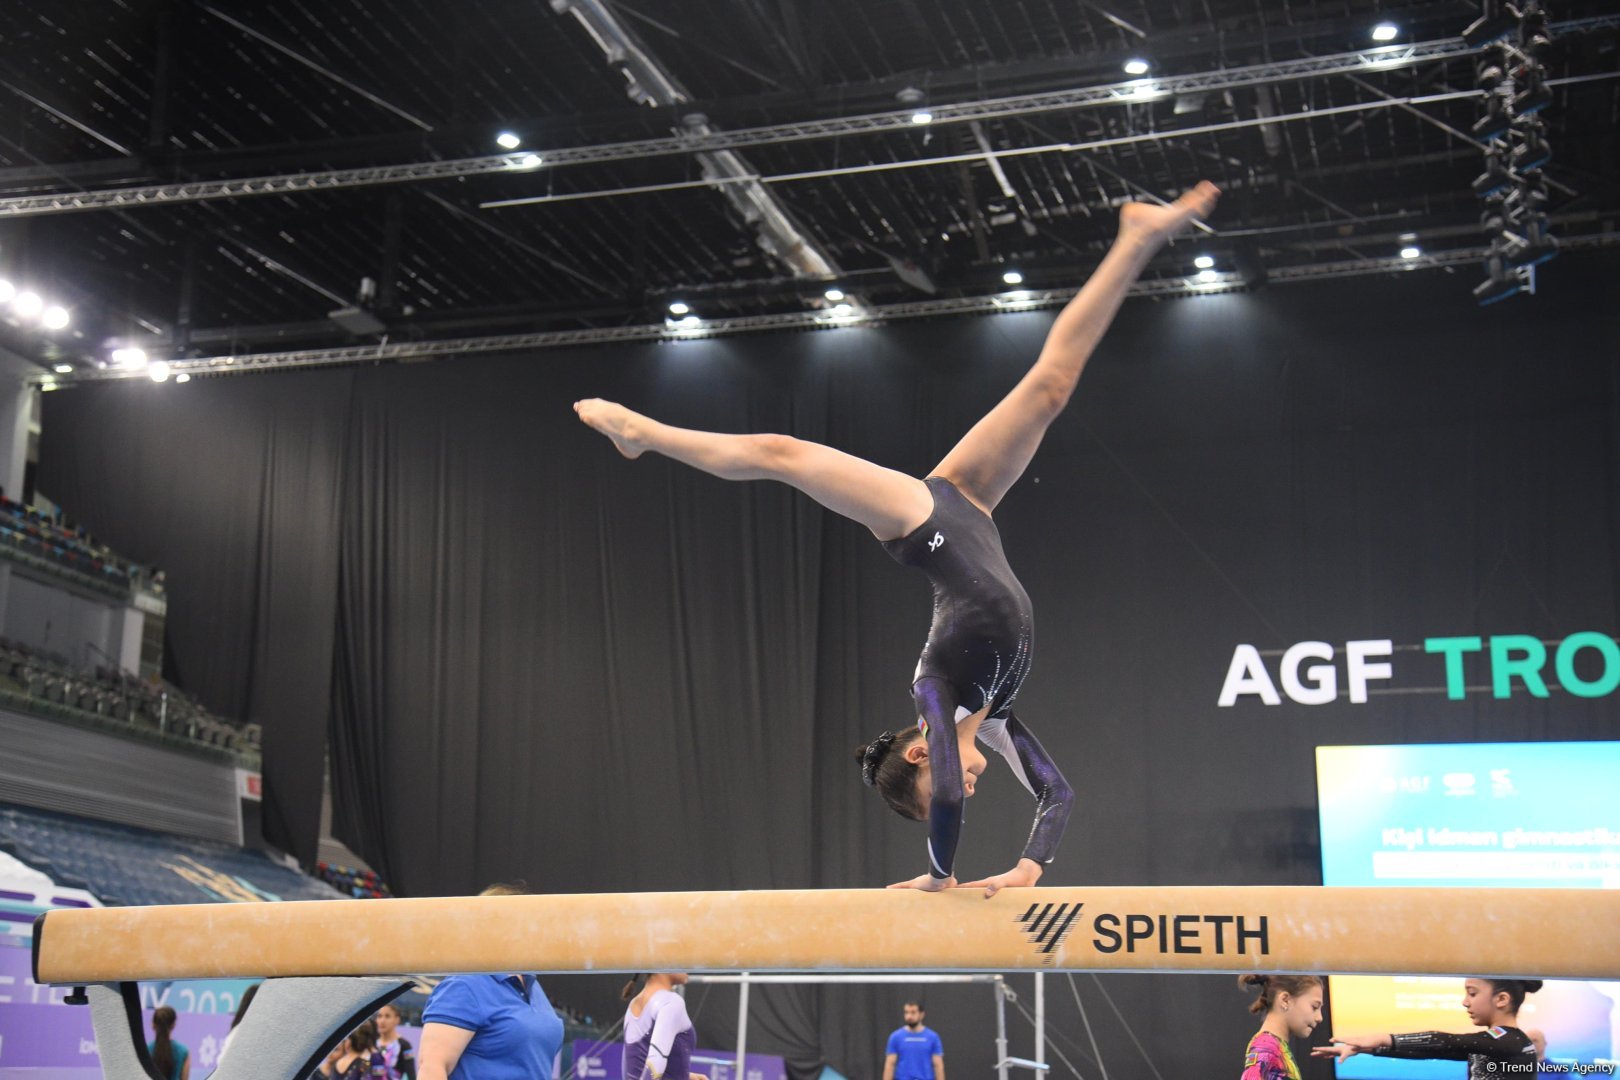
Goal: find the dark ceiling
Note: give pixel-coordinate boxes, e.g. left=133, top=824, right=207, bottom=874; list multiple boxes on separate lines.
left=1, top=0, right=1617, bottom=373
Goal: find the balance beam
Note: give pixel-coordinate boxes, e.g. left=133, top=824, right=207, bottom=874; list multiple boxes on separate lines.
left=32, top=886, right=1619, bottom=984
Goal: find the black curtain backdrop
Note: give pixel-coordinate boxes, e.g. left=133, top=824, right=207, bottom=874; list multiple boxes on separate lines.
left=39, top=252, right=1620, bottom=1080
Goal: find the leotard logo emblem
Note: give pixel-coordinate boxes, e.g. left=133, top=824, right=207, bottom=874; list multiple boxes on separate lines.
left=927, top=531, right=945, bottom=552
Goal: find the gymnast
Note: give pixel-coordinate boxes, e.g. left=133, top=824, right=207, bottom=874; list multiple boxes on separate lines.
left=1237, top=974, right=1324, bottom=1080
left=621, top=973, right=698, bottom=1080
left=1312, top=978, right=1547, bottom=1079
left=577, top=181, right=1220, bottom=895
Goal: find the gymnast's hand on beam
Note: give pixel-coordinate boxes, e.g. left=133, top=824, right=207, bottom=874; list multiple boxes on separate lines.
left=888, top=873, right=957, bottom=891
left=960, top=858, right=1043, bottom=899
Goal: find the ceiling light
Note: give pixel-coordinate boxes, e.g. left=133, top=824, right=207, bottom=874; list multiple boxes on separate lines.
left=0, top=280, right=12, bottom=303
left=910, top=110, right=933, bottom=125
left=175, top=373, right=192, bottom=384
left=832, top=303, right=854, bottom=317
left=824, top=288, right=845, bottom=302
left=148, top=360, right=172, bottom=382
left=1127, top=80, right=1166, bottom=100
left=495, top=131, right=521, bottom=150
left=1194, top=255, right=1215, bottom=269
left=1123, top=58, right=1151, bottom=76
left=1197, top=269, right=1220, bottom=282
left=53, top=363, right=73, bottom=374
left=12, top=291, right=42, bottom=318
left=111, top=347, right=148, bottom=368
left=1400, top=246, right=1422, bottom=260
left=42, top=306, right=70, bottom=330
left=1002, top=270, right=1024, bottom=285
left=675, top=315, right=702, bottom=331
left=516, top=153, right=543, bottom=169
left=668, top=301, right=690, bottom=315
left=1371, top=23, right=1399, bottom=41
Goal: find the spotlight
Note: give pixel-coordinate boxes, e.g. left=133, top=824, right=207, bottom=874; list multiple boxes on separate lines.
left=1372, top=23, right=1399, bottom=41
left=175, top=373, right=192, bottom=384
left=148, top=360, right=172, bottom=382
left=1196, top=269, right=1220, bottom=283
left=1519, top=5, right=1550, bottom=51
left=1471, top=97, right=1512, bottom=141
left=1400, top=246, right=1422, bottom=259
left=674, top=315, right=702, bottom=331
left=1511, top=133, right=1551, bottom=173
left=42, top=306, right=69, bottom=330
left=1472, top=152, right=1512, bottom=198
left=831, top=303, right=854, bottom=317
left=515, top=153, right=543, bottom=169
left=1507, top=216, right=1558, bottom=269
left=12, top=291, right=42, bottom=319
left=1473, top=255, right=1523, bottom=306
left=1123, top=58, right=1151, bottom=75
left=1002, top=270, right=1024, bottom=285
left=897, top=86, right=932, bottom=125
left=1514, top=74, right=1553, bottom=116
left=52, top=363, right=73, bottom=374
left=824, top=288, right=845, bottom=302
left=668, top=301, right=690, bottom=315
left=1193, top=255, right=1215, bottom=269
left=1463, top=4, right=1519, bottom=48
left=0, top=280, right=12, bottom=303
left=111, top=347, right=148, bottom=368
left=495, top=131, right=521, bottom=150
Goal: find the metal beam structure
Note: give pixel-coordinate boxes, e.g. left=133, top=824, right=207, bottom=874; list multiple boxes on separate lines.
left=5, top=14, right=1616, bottom=219
left=552, top=0, right=839, bottom=279
left=36, top=230, right=1620, bottom=385
left=479, top=77, right=1620, bottom=210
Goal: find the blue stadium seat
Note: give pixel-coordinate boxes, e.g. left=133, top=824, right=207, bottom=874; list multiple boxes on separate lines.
left=0, top=802, right=344, bottom=906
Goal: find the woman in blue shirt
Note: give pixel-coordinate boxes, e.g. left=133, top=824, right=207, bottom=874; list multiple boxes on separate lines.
left=418, top=886, right=565, bottom=1080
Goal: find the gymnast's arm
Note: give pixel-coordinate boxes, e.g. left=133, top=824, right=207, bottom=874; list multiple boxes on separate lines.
left=888, top=677, right=964, bottom=887
left=640, top=995, right=692, bottom=1080
left=1375, top=1031, right=1529, bottom=1061
left=965, top=712, right=1073, bottom=895
left=1002, top=714, right=1073, bottom=867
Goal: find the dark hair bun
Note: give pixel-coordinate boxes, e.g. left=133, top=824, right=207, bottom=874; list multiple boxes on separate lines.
left=1237, top=974, right=1269, bottom=990
left=1523, top=980, right=1543, bottom=994
left=858, top=731, right=898, bottom=786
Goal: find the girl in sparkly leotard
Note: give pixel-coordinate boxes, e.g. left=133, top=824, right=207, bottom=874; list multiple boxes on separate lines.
left=577, top=182, right=1219, bottom=895
left=1315, top=978, right=1546, bottom=1080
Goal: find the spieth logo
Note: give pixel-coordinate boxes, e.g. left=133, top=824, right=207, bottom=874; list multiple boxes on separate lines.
left=1016, top=901, right=1084, bottom=961
left=1442, top=772, right=1477, bottom=797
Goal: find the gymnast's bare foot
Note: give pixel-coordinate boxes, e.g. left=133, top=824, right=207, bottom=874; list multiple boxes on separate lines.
left=574, top=398, right=648, bottom=459
left=1118, top=180, right=1220, bottom=244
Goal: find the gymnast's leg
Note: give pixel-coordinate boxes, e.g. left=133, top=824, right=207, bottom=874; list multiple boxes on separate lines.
left=574, top=400, right=933, bottom=542
left=931, top=181, right=1221, bottom=515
